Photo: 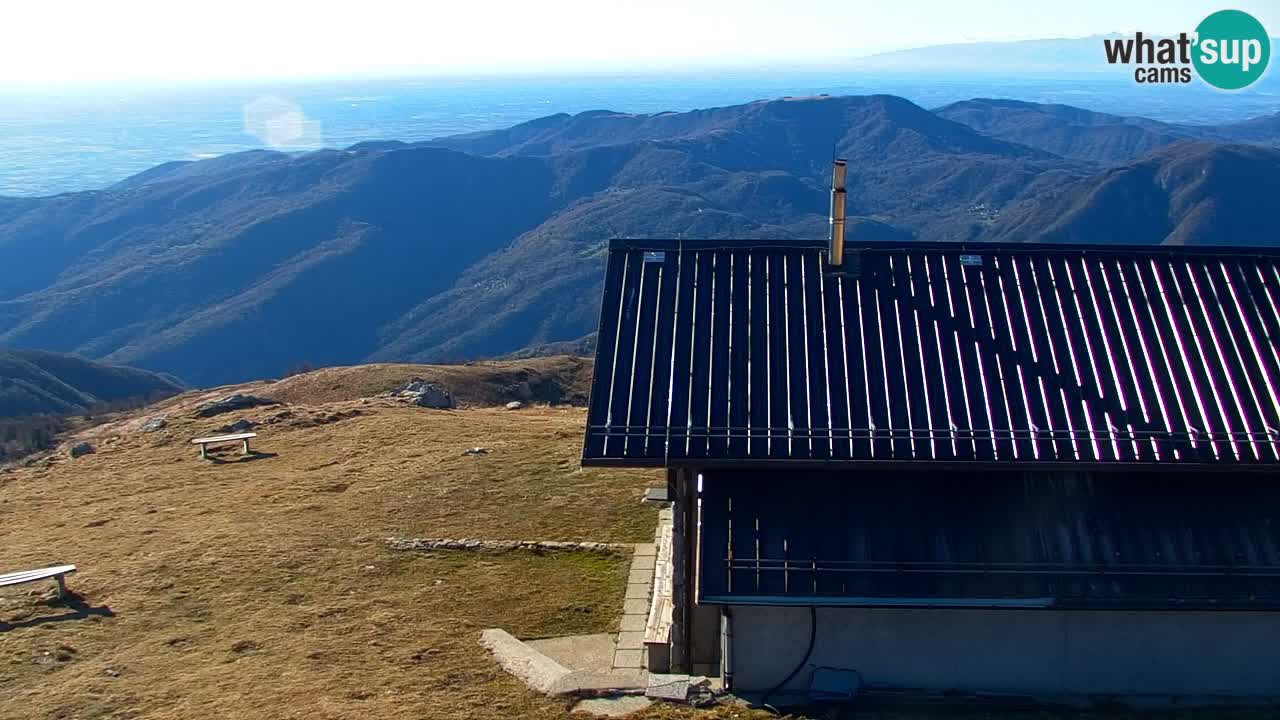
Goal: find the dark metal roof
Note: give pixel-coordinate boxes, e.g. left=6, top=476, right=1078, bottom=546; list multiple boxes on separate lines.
left=583, top=239, right=1280, bottom=468
left=698, top=469, right=1280, bottom=608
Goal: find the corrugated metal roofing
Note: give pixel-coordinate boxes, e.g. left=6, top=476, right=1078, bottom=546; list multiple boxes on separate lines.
left=698, top=469, right=1280, bottom=608
left=583, top=239, right=1280, bottom=467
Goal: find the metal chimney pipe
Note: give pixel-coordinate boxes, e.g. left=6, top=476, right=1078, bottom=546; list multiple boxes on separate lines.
left=829, top=159, right=847, bottom=266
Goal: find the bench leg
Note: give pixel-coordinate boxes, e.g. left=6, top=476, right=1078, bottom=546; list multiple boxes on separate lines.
left=242, top=439, right=250, bottom=455
left=200, top=443, right=207, bottom=460
left=54, top=574, right=67, bottom=600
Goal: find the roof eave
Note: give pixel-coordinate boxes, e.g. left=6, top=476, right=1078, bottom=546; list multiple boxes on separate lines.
left=581, top=456, right=1280, bottom=474
left=606, top=236, right=1280, bottom=258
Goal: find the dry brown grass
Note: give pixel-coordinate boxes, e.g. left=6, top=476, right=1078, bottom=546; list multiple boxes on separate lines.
left=0, top=375, right=660, bottom=720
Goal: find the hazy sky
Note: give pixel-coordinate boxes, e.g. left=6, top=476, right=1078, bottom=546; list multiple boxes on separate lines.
left=2, top=0, right=1276, bottom=86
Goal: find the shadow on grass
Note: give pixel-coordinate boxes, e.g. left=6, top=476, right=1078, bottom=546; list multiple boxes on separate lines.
left=205, top=451, right=279, bottom=465
left=0, top=591, right=114, bottom=632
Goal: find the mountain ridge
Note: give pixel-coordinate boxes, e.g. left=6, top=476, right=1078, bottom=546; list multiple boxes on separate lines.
left=1, top=93, right=1277, bottom=384
left=985, top=141, right=1280, bottom=246
left=936, top=98, right=1280, bottom=163
left=0, top=348, right=183, bottom=418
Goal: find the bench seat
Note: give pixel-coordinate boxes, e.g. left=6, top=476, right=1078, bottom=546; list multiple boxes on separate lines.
left=191, top=432, right=257, bottom=459
left=0, top=564, right=77, bottom=598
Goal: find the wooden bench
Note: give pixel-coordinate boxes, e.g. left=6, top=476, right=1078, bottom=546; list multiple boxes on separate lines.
left=644, top=521, right=674, bottom=672
left=0, top=565, right=76, bottom=599
left=191, top=432, right=256, bottom=459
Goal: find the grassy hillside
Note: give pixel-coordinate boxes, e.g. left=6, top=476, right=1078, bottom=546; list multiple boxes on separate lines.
left=937, top=98, right=1280, bottom=165
left=0, top=360, right=662, bottom=719
left=987, top=143, right=1280, bottom=245
left=935, top=99, right=1200, bottom=163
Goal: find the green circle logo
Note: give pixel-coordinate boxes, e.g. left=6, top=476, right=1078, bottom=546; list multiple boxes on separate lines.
left=1193, top=9, right=1270, bottom=90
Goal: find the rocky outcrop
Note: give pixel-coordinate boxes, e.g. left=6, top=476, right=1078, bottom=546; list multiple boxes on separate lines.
left=193, top=394, right=277, bottom=418
left=218, top=418, right=257, bottom=433
left=389, top=380, right=454, bottom=409
left=68, top=442, right=95, bottom=458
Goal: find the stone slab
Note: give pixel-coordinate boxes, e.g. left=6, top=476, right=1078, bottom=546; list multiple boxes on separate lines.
left=612, top=648, right=645, bottom=670
left=623, top=598, right=648, bottom=616
left=480, top=628, right=572, bottom=694
left=625, top=583, right=650, bottom=600
left=571, top=669, right=647, bottom=690
left=619, top=613, right=647, bottom=633
left=616, top=631, right=646, bottom=650
left=646, top=673, right=691, bottom=701
left=551, top=669, right=648, bottom=695
left=526, top=633, right=615, bottom=673
left=630, top=555, right=656, bottom=571
left=642, top=487, right=670, bottom=503
left=633, top=543, right=657, bottom=557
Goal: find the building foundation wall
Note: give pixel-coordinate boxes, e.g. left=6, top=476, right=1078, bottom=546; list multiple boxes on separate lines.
left=729, top=605, right=1280, bottom=699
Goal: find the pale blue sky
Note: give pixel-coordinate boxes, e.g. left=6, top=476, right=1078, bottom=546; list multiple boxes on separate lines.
left=1, top=0, right=1276, bottom=85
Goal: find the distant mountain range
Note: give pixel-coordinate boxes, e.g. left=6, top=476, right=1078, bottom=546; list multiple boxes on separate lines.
left=936, top=98, right=1280, bottom=163
left=1, top=94, right=1278, bottom=385
left=0, top=349, right=182, bottom=418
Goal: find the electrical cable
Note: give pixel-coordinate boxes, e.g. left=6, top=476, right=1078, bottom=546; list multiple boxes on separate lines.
left=761, top=605, right=817, bottom=715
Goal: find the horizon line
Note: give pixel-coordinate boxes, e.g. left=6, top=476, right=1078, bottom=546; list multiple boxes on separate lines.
left=0, top=33, right=1187, bottom=93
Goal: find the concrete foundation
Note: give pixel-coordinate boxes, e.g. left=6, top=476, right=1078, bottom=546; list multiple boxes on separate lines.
left=727, top=605, right=1280, bottom=700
